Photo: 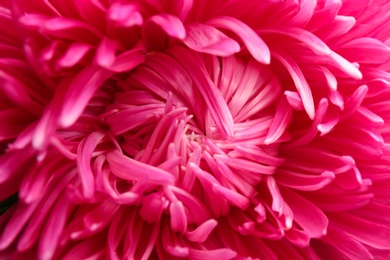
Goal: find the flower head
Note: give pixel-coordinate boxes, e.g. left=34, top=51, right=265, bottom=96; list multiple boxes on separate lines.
left=1, top=0, right=390, bottom=259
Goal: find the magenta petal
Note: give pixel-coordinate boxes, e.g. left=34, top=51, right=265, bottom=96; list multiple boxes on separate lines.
left=271, top=50, right=315, bottom=119
left=186, top=219, right=218, bottom=243
left=107, top=150, right=175, bottom=185
left=95, top=37, right=118, bottom=68
left=188, top=248, right=237, bottom=260
left=62, top=235, right=106, bottom=260
left=57, top=43, right=92, bottom=68
left=276, top=170, right=335, bottom=191
left=281, top=187, right=329, bottom=239
left=59, top=66, right=113, bottom=128
left=169, top=47, right=234, bottom=139
left=147, top=14, right=186, bottom=40
left=140, top=193, right=165, bottom=223
left=285, top=228, right=311, bottom=248
left=38, top=195, right=70, bottom=260
left=207, top=16, right=270, bottom=64
left=0, top=201, right=39, bottom=250
left=265, top=96, right=293, bottom=144
left=109, top=49, right=145, bottom=72
left=329, top=51, right=363, bottom=80
left=107, top=2, right=143, bottom=27
left=183, top=23, right=240, bottom=56
left=329, top=212, right=390, bottom=249
left=325, top=225, right=373, bottom=259
left=77, top=131, right=105, bottom=198
left=170, top=201, right=187, bottom=234
left=260, top=28, right=331, bottom=55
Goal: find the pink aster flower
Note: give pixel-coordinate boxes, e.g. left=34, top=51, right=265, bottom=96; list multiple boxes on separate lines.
left=1, top=0, right=390, bottom=259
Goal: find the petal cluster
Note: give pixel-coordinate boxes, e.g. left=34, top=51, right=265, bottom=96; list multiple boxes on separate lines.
left=1, top=0, right=390, bottom=259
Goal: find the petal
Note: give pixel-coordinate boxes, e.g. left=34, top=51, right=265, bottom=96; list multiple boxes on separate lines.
left=338, top=37, right=390, bottom=64
left=271, top=50, right=315, bottom=119
left=0, top=201, right=39, bottom=250
left=324, top=224, right=373, bottom=259
left=109, top=49, right=145, bottom=72
left=186, top=219, right=218, bottom=243
left=169, top=47, right=234, bottom=139
left=207, top=16, right=270, bottom=64
left=38, top=195, right=70, bottom=260
left=183, top=23, right=240, bottom=56
left=142, top=13, right=185, bottom=51
left=329, top=51, right=362, bottom=80
left=276, top=170, right=335, bottom=191
left=95, top=37, right=118, bottom=68
left=77, top=131, right=105, bottom=198
left=260, top=28, right=331, bottom=55
left=57, top=43, right=92, bottom=68
left=188, top=248, right=237, bottom=260
left=107, top=3, right=143, bottom=27
left=59, top=66, right=113, bottom=128
left=149, top=14, right=186, bottom=39
left=281, top=187, right=329, bottom=238
left=329, top=212, right=390, bottom=249
left=265, top=96, right=293, bottom=144
left=140, top=193, right=165, bottom=223
left=107, top=150, right=175, bottom=185
left=170, top=200, right=187, bottom=234
left=212, top=183, right=250, bottom=210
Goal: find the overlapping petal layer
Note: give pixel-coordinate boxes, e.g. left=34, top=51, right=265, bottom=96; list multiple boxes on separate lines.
left=1, top=0, right=390, bottom=259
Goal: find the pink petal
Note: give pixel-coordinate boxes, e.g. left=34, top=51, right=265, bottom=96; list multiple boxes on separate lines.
left=276, top=170, right=335, bottom=191
left=109, top=49, right=145, bottom=72
left=183, top=23, right=240, bottom=56
left=325, top=224, right=373, bottom=259
left=170, top=200, right=187, bottom=234
left=43, top=17, right=103, bottom=44
left=212, top=183, right=250, bottom=210
left=57, top=43, right=92, bottom=68
left=338, top=37, right=390, bottom=64
left=59, top=66, right=113, bottom=128
left=329, top=51, right=362, bottom=80
left=265, top=96, right=293, bottom=144
left=260, top=28, right=331, bottom=55
left=17, top=172, right=75, bottom=251
left=77, top=131, right=105, bottom=198
left=142, top=14, right=185, bottom=51
left=186, top=219, right=218, bottom=243
left=82, top=200, right=119, bottom=232
left=164, top=0, right=193, bottom=21
left=149, top=14, right=186, bottom=39
left=106, top=104, right=165, bottom=135
left=281, top=187, right=329, bottom=238
left=329, top=212, right=390, bottom=249
left=214, top=154, right=276, bottom=175
left=169, top=47, right=234, bottom=139
left=234, top=143, right=284, bottom=166
left=95, top=37, right=118, bottom=68
left=304, top=192, right=374, bottom=212
left=107, top=3, right=143, bottom=27
left=140, top=193, right=165, bottom=223
left=271, top=50, right=315, bottom=119
left=207, top=16, right=270, bottom=64
left=266, top=176, right=284, bottom=214
left=0, top=201, right=39, bottom=250
left=74, top=0, right=106, bottom=30
left=107, top=150, right=175, bottom=185
left=38, top=194, right=70, bottom=260
left=62, top=235, right=106, bottom=260
left=285, top=228, right=311, bottom=248
left=189, top=248, right=237, bottom=260
left=0, top=71, right=43, bottom=116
